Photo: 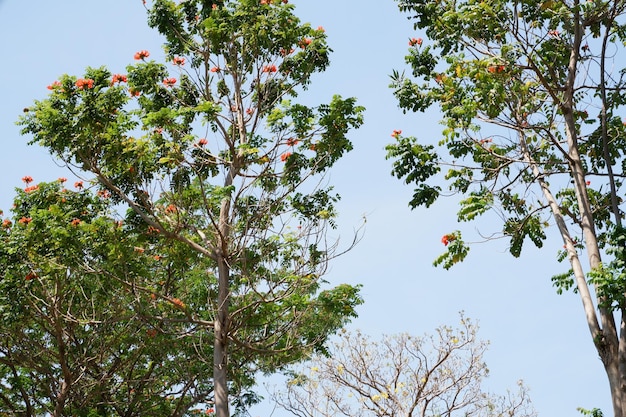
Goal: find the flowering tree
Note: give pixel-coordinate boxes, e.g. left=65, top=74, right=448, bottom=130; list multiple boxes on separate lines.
left=387, top=0, right=626, bottom=415
left=0, top=179, right=217, bottom=416
left=274, top=316, right=536, bottom=417
left=18, top=1, right=364, bottom=416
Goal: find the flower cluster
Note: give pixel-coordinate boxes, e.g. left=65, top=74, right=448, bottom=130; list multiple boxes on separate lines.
left=487, top=65, right=506, bottom=74
left=299, top=38, right=312, bottom=48
left=24, top=185, right=39, bottom=193
left=262, top=64, right=278, bottom=73
left=280, top=152, right=292, bottom=162
left=163, top=77, right=177, bottom=87
left=47, top=80, right=62, bottom=90
left=391, top=129, right=402, bottom=138
left=134, top=50, right=150, bottom=60
left=111, top=74, right=127, bottom=85
left=409, top=37, right=423, bottom=46
left=18, top=217, right=32, bottom=225
left=441, top=234, right=456, bottom=246
left=172, top=56, right=185, bottom=66
left=197, top=138, right=208, bottom=146
left=75, top=78, right=95, bottom=89
left=22, top=176, right=33, bottom=184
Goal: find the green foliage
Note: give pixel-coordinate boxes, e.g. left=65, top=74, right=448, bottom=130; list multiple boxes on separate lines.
left=0, top=181, right=215, bottom=416
left=433, top=231, right=469, bottom=269
left=388, top=0, right=626, bottom=269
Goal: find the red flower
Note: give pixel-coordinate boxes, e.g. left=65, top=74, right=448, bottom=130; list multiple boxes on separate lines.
left=165, top=204, right=177, bottom=214
left=134, top=50, right=150, bottom=60
left=198, top=138, right=208, bottom=146
left=299, top=38, right=312, bottom=48
left=74, top=181, right=83, bottom=189
left=129, top=88, right=141, bottom=97
left=210, top=66, right=221, bottom=73
left=172, top=56, right=185, bottom=66
left=317, top=26, right=325, bottom=32
left=47, top=80, right=62, bottom=90
left=25, top=272, right=37, bottom=281
left=246, top=108, right=254, bottom=115
left=2, top=219, right=12, bottom=228
left=441, top=234, right=455, bottom=246
left=586, top=180, right=591, bottom=186
left=70, top=218, right=81, bottom=226
left=286, top=138, right=299, bottom=146
left=134, top=246, right=145, bottom=254
left=409, top=37, right=423, bottom=46
left=262, top=64, right=278, bottom=73
left=75, top=78, right=94, bottom=89
left=22, top=176, right=33, bottom=184
left=24, top=185, right=39, bottom=193
left=58, top=177, right=67, bottom=183
left=111, top=74, right=127, bottom=85
left=391, top=129, right=402, bottom=138
left=18, top=217, right=32, bottom=225
left=163, top=77, right=177, bottom=87
left=280, top=48, right=295, bottom=56
left=280, top=152, right=292, bottom=162
left=548, top=29, right=560, bottom=38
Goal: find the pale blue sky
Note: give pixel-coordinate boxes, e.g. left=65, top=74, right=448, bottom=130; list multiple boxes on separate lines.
left=0, top=1, right=609, bottom=415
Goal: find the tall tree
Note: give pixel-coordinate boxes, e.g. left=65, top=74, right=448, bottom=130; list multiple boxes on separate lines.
left=274, top=316, right=536, bottom=417
left=387, top=0, right=626, bottom=415
left=18, top=1, right=364, bottom=416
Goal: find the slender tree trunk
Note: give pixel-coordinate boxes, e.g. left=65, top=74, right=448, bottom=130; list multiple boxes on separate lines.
left=214, top=253, right=230, bottom=417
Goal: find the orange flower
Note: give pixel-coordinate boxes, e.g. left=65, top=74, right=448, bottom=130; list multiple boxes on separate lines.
left=280, top=152, right=292, bottom=162
left=47, top=80, right=62, bottom=90
left=2, top=219, right=12, bottom=228
left=246, top=108, right=254, bottom=115
left=134, top=246, right=145, bottom=254
left=24, top=185, right=39, bottom=193
left=111, top=74, right=127, bottom=85
left=262, top=64, right=278, bottom=73
left=58, top=177, right=67, bottom=183
left=22, top=176, right=33, bottom=184
left=74, top=181, right=83, bottom=189
left=18, top=217, right=32, bottom=225
left=134, top=50, right=150, bottom=60
left=391, top=129, right=402, bottom=138
left=129, top=88, right=141, bottom=97
left=299, top=38, right=312, bottom=48
left=75, top=78, right=94, bottom=89
left=172, top=298, right=186, bottom=309
left=441, top=234, right=455, bottom=246
left=212, top=4, right=218, bottom=9
left=210, top=66, right=221, bottom=73
left=70, top=218, right=81, bottom=226
left=163, top=77, right=177, bottom=87
left=146, top=328, right=158, bottom=338
left=286, top=138, right=299, bottom=146
left=198, top=138, right=208, bottom=146
left=409, top=37, right=423, bottom=46
left=172, top=56, right=185, bottom=66
left=25, top=272, right=37, bottom=281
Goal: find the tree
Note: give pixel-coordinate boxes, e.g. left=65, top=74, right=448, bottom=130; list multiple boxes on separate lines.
left=18, top=1, right=364, bottom=416
left=274, top=316, right=536, bottom=417
left=387, top=0, right=626, bottom=415
left=0, top=179, right=217, bottom=416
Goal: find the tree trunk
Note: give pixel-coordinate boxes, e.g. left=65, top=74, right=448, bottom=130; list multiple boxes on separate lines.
left=214, top=253, right=230, bottom=417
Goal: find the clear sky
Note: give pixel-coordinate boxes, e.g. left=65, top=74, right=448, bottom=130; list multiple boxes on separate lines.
left=0, top=1, right=609, bottom=415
